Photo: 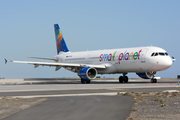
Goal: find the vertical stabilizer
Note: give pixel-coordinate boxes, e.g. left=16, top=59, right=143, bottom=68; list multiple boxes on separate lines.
left=54, top=24, right=69, bottom=54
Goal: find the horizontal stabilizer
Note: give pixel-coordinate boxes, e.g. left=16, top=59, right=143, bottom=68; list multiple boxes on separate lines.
left=4, top=58, right=7, bottom=64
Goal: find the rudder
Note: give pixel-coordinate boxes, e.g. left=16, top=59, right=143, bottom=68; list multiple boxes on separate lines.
left=54, top=24, right=69, bottom=54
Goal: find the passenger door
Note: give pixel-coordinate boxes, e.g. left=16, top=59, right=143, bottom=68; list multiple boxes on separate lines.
left=141, top=48, right=148, bottom=63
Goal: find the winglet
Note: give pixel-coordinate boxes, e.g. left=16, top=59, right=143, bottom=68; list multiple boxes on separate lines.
left=4, top=58, right=7, bottom=64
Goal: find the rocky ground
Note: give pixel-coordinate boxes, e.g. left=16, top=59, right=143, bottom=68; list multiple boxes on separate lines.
left=0, top=97, right=46, bottom=119
left=118, top=90, right=180, bottom=120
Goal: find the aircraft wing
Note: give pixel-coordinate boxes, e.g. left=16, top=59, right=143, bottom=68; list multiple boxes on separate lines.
left=28, top=57, right=58, bottom=61
left=7, top=60, right=106, bottom=71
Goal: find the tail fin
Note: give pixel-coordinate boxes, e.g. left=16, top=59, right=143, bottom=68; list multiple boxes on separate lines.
left=54, top=24, right=69, bottom=54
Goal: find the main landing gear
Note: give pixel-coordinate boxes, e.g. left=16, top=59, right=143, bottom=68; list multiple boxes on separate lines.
left=151, top=78, right=157, bottom=83
left=81, top=79, right=91, bottom=84
left=119, top=73, right=129, bottom=83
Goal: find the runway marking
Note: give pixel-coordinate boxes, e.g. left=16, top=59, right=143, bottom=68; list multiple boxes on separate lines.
left=163, top=90, right=180, bottom=92
left=107, top=88, right=124, bottom=90
left=0, top=85, right=177, bottom=93
left=8, top=92, right=121, bottom=98
left=151, top=83, right=176, bottom=86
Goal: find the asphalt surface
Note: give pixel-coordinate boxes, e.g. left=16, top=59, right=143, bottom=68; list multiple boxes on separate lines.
left=2, top=96, right=134, bottom=120
left=0, top=78, right=180, bottom=120
left=0, top=87, right=180, bottom=97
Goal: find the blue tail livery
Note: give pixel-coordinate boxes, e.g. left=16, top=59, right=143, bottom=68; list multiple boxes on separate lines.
left=54, top=24, right=69, bottom=54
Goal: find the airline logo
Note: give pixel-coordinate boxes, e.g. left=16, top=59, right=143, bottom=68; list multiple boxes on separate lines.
left=99, top=49, right=142, bottom=64
left=99, top=51, right=117, bottom=62
left=54, top=24, right=69, bottom=54
left=55, top=25, right=63, bottom=52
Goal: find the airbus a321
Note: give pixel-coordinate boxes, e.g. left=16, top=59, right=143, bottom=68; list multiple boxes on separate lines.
left=5, top=24, right=175, bottom=84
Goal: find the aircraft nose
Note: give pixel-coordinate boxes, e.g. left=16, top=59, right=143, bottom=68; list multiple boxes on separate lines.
left=161, top=57, right=172, bottom=70
left=166, top=58, right=172, bottom=67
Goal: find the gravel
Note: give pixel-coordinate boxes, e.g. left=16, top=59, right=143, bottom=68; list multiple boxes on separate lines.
left=0, top=97, right=46, bottom=119
left=119, top=91, right=180, bottom=120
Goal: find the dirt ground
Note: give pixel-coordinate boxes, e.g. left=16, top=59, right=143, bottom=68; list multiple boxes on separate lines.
left=118, top=90, right=180, bottom=120
left=0, top=97, right=46, bottom=119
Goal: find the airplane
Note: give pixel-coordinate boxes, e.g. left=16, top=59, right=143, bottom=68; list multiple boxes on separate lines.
left=5, top=24, right=175, bottom=84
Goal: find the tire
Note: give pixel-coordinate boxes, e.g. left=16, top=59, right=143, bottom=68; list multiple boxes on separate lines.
left=119, top=76, right=123, bottom=83
left=151, top=78, right=157, bottom=83
left=153, top=79, right=157, bottom=83
left=124, top=76, right=128, bottom=83
left=81, top=79, right=85, bottom=84
left=86, top=80, right=91, bottom=84
left=151, top=79, right=154, bottom=83
left=81, top=79, right=91, bottom=84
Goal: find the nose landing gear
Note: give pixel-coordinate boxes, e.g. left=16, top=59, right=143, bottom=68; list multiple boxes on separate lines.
left=151, top=78, right=157, bottom=83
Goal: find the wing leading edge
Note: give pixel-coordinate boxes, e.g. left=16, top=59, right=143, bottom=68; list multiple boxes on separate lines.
left=28, top=57, right=58, bottom=62
left=7, top=60, right=106, bottom=71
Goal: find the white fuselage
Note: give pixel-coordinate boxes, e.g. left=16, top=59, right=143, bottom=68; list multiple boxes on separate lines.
left=54, top=46, right=172, bottom=74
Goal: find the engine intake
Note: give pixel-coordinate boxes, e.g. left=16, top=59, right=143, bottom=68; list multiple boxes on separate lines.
left=137, top=72, right=156, bottom=79
left=78, top=67, right=97, bottom=80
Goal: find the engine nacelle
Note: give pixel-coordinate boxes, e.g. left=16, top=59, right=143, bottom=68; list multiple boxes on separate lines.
left=78, top=67, right=97, bottom=80
left=137, top=72, right=156, bottom=79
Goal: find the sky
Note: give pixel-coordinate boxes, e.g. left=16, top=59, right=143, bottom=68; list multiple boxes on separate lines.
left=0, top=0, right=180, bottom=79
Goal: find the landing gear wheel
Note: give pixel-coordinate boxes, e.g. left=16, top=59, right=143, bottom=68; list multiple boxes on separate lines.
left=81, top=79, right=91, bottom=84
left=119, top=76, right=129, bottom=83
left=119, top=76, right=123, bottom=83
left=153, top=79, right=157, bottom=83
left=86, top=80, right=91, bottom=84
left=124, top=76, right=128, bottom=83
left=151, top=78, right=157, bottom=83
left=81, top=79, right=85, bottom=84
left=151, top=79, right=154, bottom=83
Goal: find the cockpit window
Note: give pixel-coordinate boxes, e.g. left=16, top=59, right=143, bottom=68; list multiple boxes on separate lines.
left=165, top=52, right=169, bottom=56
left=159, top=52, right=165, bottom=56
left=155, top=53, right=158, bottom=56
left=151, top=52, right=169, bottom=57
left=151, top=53, right=155, bottom=56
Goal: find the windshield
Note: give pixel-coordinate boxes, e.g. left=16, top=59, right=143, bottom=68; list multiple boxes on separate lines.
left=151, top=52, right=169, bottom=57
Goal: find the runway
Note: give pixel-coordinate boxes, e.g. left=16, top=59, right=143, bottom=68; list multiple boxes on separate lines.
left=0, top=78, right=179, bottom=97
left=0, top=78, right=180, bottom=120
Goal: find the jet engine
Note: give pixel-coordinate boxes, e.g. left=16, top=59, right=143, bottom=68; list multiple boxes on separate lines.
left=137, top=72, right=156, bottom=79
left=78, top=67, right=97, bottom=80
